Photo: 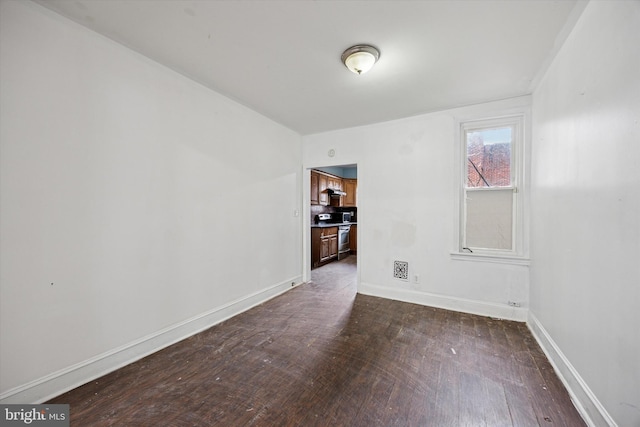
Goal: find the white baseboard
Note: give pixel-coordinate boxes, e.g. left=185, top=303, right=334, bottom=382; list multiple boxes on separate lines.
left=0, top=276, right=303, bottom=404
left=358, top=282, right=528, bottom=321
left=527, top=313, right=617, bottom=427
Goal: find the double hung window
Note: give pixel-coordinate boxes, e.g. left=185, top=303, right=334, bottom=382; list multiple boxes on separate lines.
left=459, top=115, right=525, bottom=257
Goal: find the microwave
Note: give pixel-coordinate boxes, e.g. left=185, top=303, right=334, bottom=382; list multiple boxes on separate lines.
left=334, top=212, right=352, bottom=223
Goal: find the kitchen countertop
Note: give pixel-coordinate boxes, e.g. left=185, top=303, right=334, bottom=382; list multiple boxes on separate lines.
left=311, top=222, right=357, bottom=228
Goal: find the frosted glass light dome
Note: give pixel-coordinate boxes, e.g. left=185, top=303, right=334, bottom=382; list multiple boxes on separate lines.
left=341, top=45, right=380, bottom=75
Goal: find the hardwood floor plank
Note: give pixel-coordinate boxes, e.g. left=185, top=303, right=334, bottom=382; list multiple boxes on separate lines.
left=434, top=358, right=460, bottom=426
left=483, top=377, right=513, bottom=427
left=459, top=369, right=488, bottom=427
left=504, top=381, right=541, bottom=427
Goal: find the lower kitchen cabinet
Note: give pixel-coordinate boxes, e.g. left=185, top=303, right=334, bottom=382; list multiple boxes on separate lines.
left=311, top=227, right=338, bottom=269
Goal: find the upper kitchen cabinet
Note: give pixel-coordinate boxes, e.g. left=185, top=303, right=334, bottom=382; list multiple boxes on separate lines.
left=327, top=176, right=342, bottom=191
left=311, top=170, right=338, bottom=206
left=310, top=172, right=319, bottom=205
left=318, top=172, right=329, bottom=205
left=310, top=169, right=356, bottom=207
left=342, top=179, right=357, bottom=207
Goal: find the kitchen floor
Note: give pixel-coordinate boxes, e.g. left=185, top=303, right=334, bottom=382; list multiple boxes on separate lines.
left=49, top=255, right=584, bottom=426
left=310, top=252, right=357, bottom=288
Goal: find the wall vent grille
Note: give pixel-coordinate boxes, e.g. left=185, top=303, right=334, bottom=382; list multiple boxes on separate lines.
left=394, top=261, right=409, bottom=281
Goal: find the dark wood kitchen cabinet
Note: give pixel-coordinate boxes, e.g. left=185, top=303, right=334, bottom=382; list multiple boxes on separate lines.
left=343, top=179, right=357, bottom=207
left=327, top=176, right=342, bottom=191
left=327, top=234, right=338, bottom=259
left=318, top=173, right=329, bottom=206
left=311, top=169, right=345, bottom=207
left=327, top=176, right=343, bottom=206
left=310, top=171, right=319, bottom=205
left=311, top=227, right=338, bottom=269
left=311, top=228, right=321, bottom=268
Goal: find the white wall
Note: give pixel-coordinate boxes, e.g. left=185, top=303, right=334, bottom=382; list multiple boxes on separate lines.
left=530, top=1, right=640, bottom=426
left=0, top=0, right=302, bottom=402
left=303, top=97, right=530, bottom=321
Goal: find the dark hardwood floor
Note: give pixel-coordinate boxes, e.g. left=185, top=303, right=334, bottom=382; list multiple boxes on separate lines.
left=49, top=256, right=586, bottom=426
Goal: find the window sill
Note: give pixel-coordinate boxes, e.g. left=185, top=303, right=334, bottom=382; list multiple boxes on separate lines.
left=450, top=251, right=530, bottom=266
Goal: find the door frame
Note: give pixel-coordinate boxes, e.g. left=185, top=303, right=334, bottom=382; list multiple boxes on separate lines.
left=302, top=163, right=360, bottom=287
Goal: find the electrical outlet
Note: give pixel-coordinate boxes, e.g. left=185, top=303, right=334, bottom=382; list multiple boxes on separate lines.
left=414, top=274, right=420, bottom=283
left=508, top=301, right=521, bottom=307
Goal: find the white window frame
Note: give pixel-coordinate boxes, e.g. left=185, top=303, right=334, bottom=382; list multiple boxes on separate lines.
left=452, top=113, right=529, bottom=265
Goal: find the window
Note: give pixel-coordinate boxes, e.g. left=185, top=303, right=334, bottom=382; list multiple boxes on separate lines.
left=458, top=115, right=526, bottom=258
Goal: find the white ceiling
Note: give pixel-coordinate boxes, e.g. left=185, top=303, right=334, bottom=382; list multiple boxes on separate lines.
left=35, top=0, right=582, bottom=135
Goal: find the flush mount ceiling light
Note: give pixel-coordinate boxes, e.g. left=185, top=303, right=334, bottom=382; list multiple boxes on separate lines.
left=341, top=44, right=380, bottom=75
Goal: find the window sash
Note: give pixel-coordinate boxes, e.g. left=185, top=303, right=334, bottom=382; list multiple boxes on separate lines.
left=465, top=125, right=515, bottom=189
left=463, top=187, right=515, bottom=251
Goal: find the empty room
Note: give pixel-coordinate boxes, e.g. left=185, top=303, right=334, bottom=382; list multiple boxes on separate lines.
left=0, top=0, right=638, bottom=426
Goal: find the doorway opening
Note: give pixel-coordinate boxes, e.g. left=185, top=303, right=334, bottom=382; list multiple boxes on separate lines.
left=305, top=164, right=358, bottom=288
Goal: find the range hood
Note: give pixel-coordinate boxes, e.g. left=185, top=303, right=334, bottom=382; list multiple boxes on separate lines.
left=327, top=189, right=347, bottom=197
